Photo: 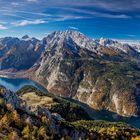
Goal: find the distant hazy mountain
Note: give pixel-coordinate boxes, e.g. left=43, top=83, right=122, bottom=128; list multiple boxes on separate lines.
left=1, top=30, right=140, bottom=118
left=0, top=36, right=44, bottom=70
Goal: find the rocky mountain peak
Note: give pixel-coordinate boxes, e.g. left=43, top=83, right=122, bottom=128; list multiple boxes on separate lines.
left=43, top=30, right=86, bottom=44
left=21, top=35, right=36, bottom=41
left=48, top=30, right=84, bottom=38
left=42, top=30, right=98, bottom=54
left=22, top=35, right=30, bottom=39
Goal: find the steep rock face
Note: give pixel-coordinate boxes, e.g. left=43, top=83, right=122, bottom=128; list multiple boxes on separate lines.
left=32, top=30, right=140, bottom=117
left=73, top=59, right=140, bottom=117
left=35, top=31, right=85, bottom=96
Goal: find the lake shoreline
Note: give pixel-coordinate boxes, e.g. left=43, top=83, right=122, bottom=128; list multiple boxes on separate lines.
left=0, top=70, right=48, bottom=93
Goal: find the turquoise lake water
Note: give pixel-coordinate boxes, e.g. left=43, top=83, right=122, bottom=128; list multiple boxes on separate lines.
left=0, top=77, right=47, bottom=92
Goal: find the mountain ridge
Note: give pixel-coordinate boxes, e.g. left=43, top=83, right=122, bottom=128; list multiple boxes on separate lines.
left=0, top=30, right=140, bottom=119
left=0, top=30, right=140, bottom=55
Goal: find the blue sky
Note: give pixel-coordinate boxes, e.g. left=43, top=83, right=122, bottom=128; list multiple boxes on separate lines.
left=0, top=0, right=140, bottom=40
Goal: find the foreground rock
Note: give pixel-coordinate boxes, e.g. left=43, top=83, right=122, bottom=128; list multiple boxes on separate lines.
left=0, top=85, right=140, bottom=140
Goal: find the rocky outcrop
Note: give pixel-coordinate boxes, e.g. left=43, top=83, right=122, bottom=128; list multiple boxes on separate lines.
left=0, top=86, right=92, bottom=139
left=0, top=86, right=20, bottom=109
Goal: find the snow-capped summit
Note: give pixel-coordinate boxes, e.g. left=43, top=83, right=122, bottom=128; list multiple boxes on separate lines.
left=41, top=30, right=140, bottom=56
left=42, top=30, right=99, bottom=53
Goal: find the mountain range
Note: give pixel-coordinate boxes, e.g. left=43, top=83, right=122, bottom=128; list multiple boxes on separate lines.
left=0, top=30, right=140, bottom=119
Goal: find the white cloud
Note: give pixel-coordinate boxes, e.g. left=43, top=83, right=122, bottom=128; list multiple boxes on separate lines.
left=0, top=24, right=7, bottom=30
left=0, top=8, right=51, bottom=17
left=44, top=32, right=51, bottom=36
left=91, top=0, right=140, bottom=12
left=27, top=0, right=38, bottom=2
left=18, top=10, right=51, bottom=17
left=136, top=15, right=140, bottom=18
left=127, top=34, right=136, bottom=37
left=12, top=19, right=47, bottom=26
left=51, top=15, right=89, bottom=22
left=118, top=40, right=140, bottom=45
left=11, top=2, right=20, bottom=6
left=99, top=13, right=130, bottom=19
left=68, top=26, right=79, bottom=30
left=2, top=13, right=28, bottom=20
left=60, top=7, right=131, bottom=19
left=0, top=21, right=8, bottom=24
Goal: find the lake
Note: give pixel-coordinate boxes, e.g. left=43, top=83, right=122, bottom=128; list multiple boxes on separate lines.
left=0, top=76, right=47, bottom=93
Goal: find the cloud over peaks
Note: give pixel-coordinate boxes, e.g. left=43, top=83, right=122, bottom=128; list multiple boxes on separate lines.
left=12, top=19, right=47, bottom=26
left=0, top=24, right=7, bottom=30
